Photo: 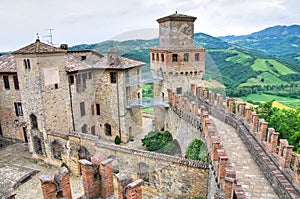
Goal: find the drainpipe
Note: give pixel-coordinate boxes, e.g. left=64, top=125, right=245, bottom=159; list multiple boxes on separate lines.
left=116, top=71, right=122, bottom=141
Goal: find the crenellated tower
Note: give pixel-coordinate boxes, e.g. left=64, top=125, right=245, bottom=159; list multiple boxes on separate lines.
left=150, top=12, right=206, bottom=130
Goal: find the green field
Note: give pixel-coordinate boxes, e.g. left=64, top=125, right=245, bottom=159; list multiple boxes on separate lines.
left=225, top=50, right=253, bottom=66
left=242, top=93, right=300, bottom=109
left=251, top=58, right=295, bottom=75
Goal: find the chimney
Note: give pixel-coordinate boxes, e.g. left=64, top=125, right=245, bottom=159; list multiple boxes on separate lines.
left=60, top=44, right=68, bottom=50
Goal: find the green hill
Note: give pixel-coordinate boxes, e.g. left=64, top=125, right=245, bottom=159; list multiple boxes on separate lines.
left=69, top=28, right=300, bottom=97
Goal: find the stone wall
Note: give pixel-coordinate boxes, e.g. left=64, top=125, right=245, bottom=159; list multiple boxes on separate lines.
left=0, top=73, right=24, bottom=141
left=46, top=131, right=209, bottom=198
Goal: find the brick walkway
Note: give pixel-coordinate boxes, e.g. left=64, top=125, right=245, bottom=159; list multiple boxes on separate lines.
left=212, top=117, right=279, bottom=199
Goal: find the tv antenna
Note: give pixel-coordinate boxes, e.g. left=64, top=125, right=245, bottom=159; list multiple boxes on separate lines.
left=44, top=28, right=56, bottom=45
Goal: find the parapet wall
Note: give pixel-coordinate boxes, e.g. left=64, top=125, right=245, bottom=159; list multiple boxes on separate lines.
left=168, top=89, right=247, bottom=199
left=46, top=131, right=209, bottom=198
left=198, top=88, right=300, bottom=199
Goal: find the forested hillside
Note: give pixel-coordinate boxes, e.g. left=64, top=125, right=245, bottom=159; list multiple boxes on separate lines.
left=70, top=26, right=300, bottom=98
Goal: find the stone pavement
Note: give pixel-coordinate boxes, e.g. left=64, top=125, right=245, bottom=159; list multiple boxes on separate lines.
left=212, top=117, right=279, bottom=199
left=0, top=143, right=84, bottom=199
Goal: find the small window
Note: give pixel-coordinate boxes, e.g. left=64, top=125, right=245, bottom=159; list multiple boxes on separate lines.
left=13, top=75, right=19, bottom=90
left=91, top=125, right=96, bottom=135
left=195, top=53, right=200, bottom=61
left=104, top=123, right=112, bottom=136
left=96, top=104, right=100, bottom=115
left=80, top=102, right=85, bottom=116
left=69, top=75, right=74, bottom=85
left=82, top=73, right=87, bottom=89
left=172, top=54, right=178, bottom=62
left=110, top=72, right=117, bottom=83
left=176, top=87, right=182, bottom=95
left=0, top=123, right=2, bottom=137
left=88, top=72, right=92, bottom=79
left=24, top=59, right=27, bottom=69
left=14, top=102, right=23, bottom=116
left=156, top=53, right=159, bottom=61
left=81, top=56, right=86, bottom=61
left=91, top=104, right=95, bottom=115
left=27, top=59, right=31, bottom=69
left=81, top=124, right=87, bottom=134
left=3, top=75, right=10, bottom=89
left=161, top=54, right=164, bottom=62
left=55, top=84, right=58, bottom=89
left=184, top=53, right=189, bottom=62
left=152, top=53, right=155, bottom=60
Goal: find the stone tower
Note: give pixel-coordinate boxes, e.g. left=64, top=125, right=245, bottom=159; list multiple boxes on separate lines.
left=150, top=12, right=206, bottom=130
left=12, top=39, right=74, bottom=159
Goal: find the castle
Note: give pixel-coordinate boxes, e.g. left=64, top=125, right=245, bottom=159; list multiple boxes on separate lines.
left=1, top=12, right=300, bottom=199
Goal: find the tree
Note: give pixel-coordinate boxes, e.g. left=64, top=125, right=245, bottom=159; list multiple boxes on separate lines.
left=185, top=139, right=208, bottom=162
left=141, top=130, right=173, bottom=152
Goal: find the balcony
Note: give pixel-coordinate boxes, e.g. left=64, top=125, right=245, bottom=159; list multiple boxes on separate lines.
left=125, top=71, right=163, bottom=87
left=126, top=97, right=169, bottom=109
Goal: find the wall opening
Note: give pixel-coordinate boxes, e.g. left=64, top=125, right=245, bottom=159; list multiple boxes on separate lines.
left=104, top=123, right=112, bottom=136
left=33, top=136, right=43, bottom=155
left=30, top=114, right=38, bottom=129
left=51, top=140, right=63, bottom=160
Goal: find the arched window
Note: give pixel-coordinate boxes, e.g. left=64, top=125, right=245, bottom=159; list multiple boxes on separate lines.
left=104, top=123, right=112, bottom=136
left=30, top=114, right=38, bottom=129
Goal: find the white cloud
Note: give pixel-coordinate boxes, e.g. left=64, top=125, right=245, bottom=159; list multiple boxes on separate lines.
left=0, top=0, right=299, bottom=51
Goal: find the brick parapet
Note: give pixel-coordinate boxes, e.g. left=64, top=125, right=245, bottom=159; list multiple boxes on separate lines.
left=202, top=96, right=300, bottom=199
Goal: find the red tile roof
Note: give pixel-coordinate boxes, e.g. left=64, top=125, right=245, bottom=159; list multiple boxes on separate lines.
left=93, top=56, right=145, bottom=70
left=12, top=39, right=66, bottom=54
left=65, top=54, right=94, bottom=72
left=0, top=54, right=16, bottom=73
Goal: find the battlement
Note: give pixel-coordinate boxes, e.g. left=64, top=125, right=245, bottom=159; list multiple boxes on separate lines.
left=198, top=88, right=300, bottom=198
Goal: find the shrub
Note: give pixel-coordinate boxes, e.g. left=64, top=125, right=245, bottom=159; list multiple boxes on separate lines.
left=186, top=139, right=208, bottom=162
left=141, top=130, right=173, bottom=152
left=114, top=135, right=121, bottom=145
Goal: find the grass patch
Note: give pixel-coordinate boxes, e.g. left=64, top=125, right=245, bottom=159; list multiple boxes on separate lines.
left=251, top=58, right=295, bottom=75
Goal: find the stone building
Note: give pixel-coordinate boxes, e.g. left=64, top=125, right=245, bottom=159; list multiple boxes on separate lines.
left=150, top=12, right=206, bottom=131
left=0, top=39, right=144, bottom=161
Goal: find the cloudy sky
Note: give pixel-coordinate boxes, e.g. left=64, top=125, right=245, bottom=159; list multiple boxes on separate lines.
left=1, top=0, right=299, bottom=51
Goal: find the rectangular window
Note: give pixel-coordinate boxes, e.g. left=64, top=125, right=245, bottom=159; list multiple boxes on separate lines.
left=13, top=75, right=19, bottom=90
left=80, top=102, right=85, bottom=116
left=110, top=72, right=117, bottom=83
left=161, top=54, right=164, bottom=62
left=0, top=123, right=2, bottom=136
left=69, top=75, right=74, bottom=85
left=176, top=87, right=182, bottom=95
left=152, top=53, right=155, bottom=60
left=3, top=75, right=10, bottom=89
left=81, top=56, right=86, bottom=61
left=14, top=102, right=23, bottom=116
left=156, top=53, right=159, bottom=61
left=96, top=104, right=100, bottom=115
left=55, top=83, right=58, bottom=89
left=81, top=124, right=87, bottom=134
left=195, top=53, right=200, bottom=61
left=88, top=72, right=92, bottom=79
left=91, top=125, right=96, bottom=135
left=184, top=53, right=189, bottom=62
left=172, top=54, right=178, bottom=62
left=82, top=73, right=87, bottom=89
left=91, top=104, right=95, bottom=115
